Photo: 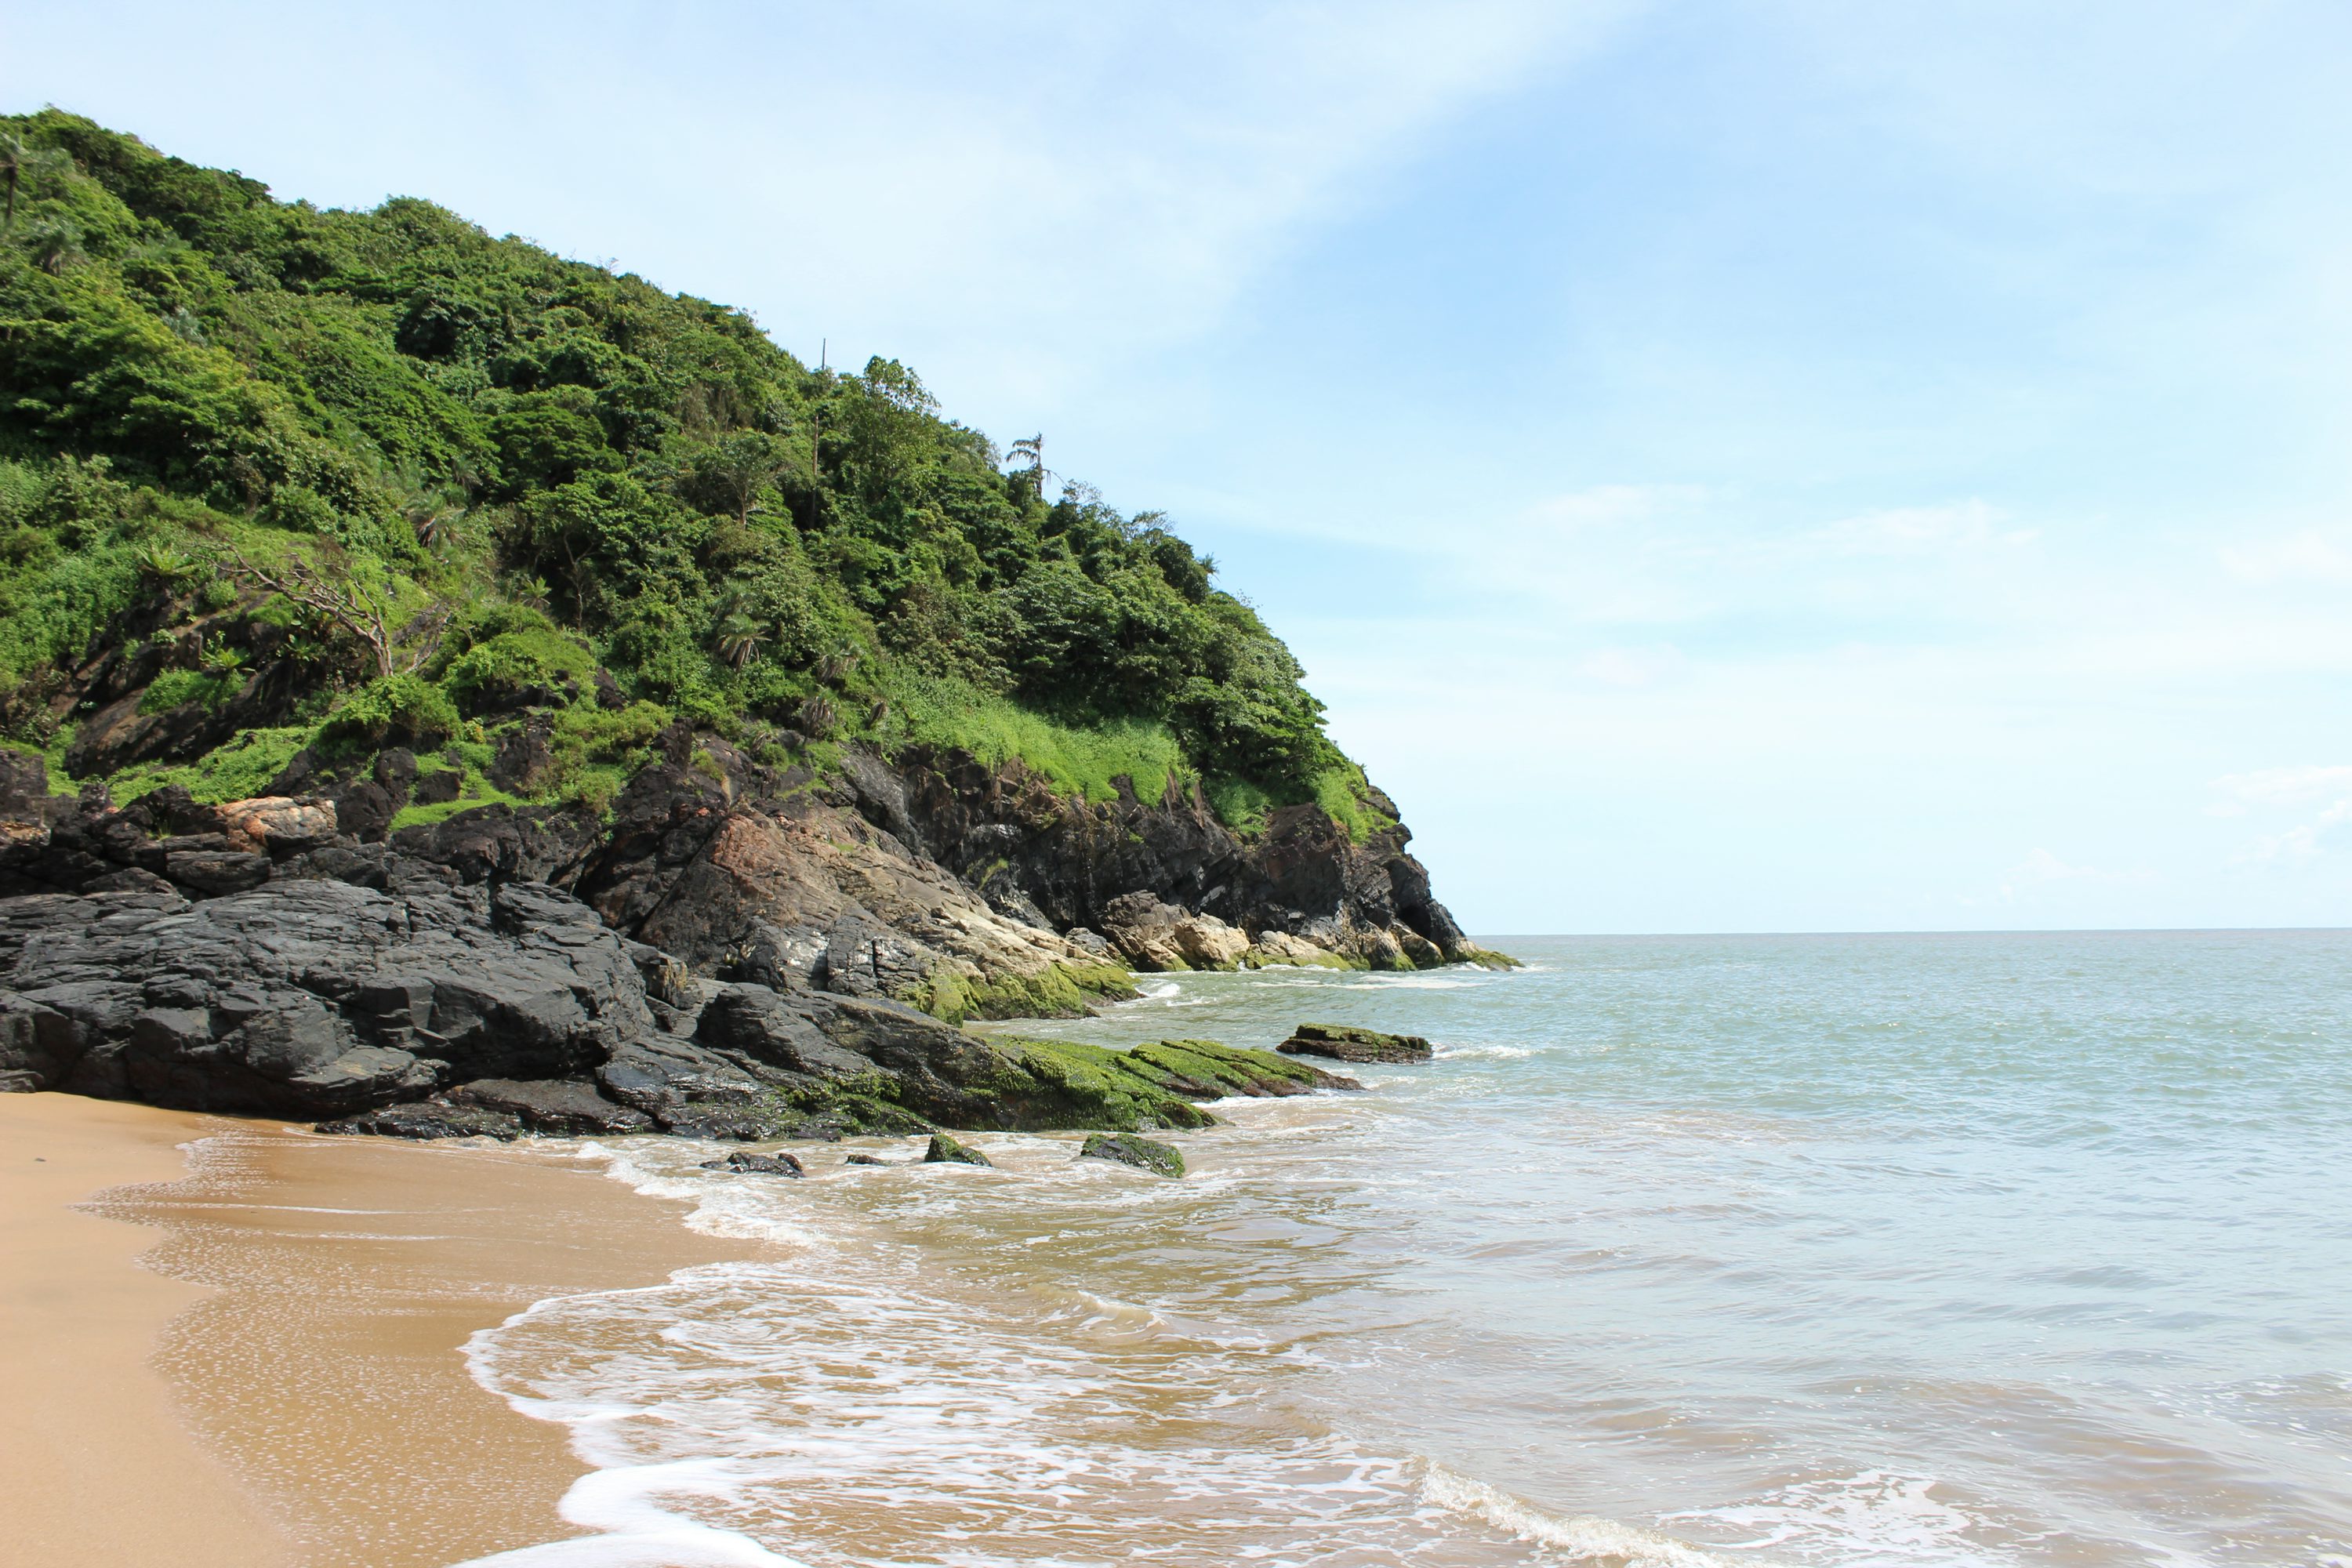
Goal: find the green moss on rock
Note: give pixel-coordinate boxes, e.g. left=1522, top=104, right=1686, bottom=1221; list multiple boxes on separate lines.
left=924, top=1131, right=991, bottom=1166
left=913, top=961, right=1140, bottom=1026
left=1079, top=1131, right=1185, bottom=1178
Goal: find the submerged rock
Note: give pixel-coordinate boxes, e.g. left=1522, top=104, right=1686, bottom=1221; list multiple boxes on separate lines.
left=924, top=1131, right=991, bottom=1167
left=1276, top=1022, right=1434, bottom=1064
left=1078, top=1131, right=1185, bottom=1178
left=843, top=1152, right=887, bottom=1166
left=699, top=1149, right=805, bottom=1177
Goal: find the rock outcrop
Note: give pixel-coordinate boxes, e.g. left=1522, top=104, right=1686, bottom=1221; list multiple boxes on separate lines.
left=1276, top=1022, right=1436, bottom=1064
left=0, top=737, right=1493, bottom=1134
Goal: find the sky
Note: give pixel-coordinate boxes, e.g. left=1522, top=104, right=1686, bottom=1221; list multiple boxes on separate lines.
left=9, top=1, right=2352, bottom=932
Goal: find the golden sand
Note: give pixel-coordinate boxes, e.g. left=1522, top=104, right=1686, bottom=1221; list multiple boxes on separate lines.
left=1, top=1094, right=757, bottom=1568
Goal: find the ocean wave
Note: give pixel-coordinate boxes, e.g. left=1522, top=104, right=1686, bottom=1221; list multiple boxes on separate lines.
left=1421, top=1462, right=1754, bottom=1567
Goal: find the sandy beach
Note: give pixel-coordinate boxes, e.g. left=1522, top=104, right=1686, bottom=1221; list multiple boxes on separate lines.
left=0, top=1093, right=757, bottom=1568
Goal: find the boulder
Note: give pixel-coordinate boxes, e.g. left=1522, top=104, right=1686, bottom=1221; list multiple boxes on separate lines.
left=217, top=797, right=338, bottom=855
left=843, top=1152, right=887, bottom=1166
left=924, top=1131, right=990, bottom=1167
left=1276, top=1022, right=1434, bottom=1064
left=699, top=1149, right=804, bottom=1177
left=1078, top=1131, right=1185, bottom=1178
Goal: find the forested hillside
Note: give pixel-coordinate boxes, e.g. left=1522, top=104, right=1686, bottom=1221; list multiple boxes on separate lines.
left=0, top=110, right=1385, bottom=838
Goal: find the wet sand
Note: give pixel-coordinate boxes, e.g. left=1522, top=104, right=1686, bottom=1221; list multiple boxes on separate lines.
left=2, top=1094, right=757, bottom=1568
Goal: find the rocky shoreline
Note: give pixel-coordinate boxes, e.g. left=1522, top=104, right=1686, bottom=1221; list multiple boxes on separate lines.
left=1, top=742, right=1492, bottom=1141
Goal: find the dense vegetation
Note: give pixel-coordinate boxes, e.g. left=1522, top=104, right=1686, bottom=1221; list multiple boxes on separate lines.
left=0, top=111, right=1388, bottom=836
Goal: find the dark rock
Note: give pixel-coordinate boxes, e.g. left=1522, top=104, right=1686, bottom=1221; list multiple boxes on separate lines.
left=924, top=1131, right=990, bottom=1167
left=331, top=779, right=398, bottom=843
left=412, top=768, right=463, bottom=805
left=699, top=1149, right=804, bottom=1176
left=162, top=849, right=273, bottom=895
left=0, top=750, right=57, bottom=822
left=85, top=866, right=177, bottom=895
left=449, top=1076, right=652, bottom=1135
left=0, top=877, right=656, bottom=1116
left=317, top=1101, right=523, bottom=1140
left=273, top=843, right=392, bottom=890
left=843, top=1152, right=887, bottom=1165
left=390, top=803, right=602, bottom=886
left=1078, top=1131, right=1185, bottom=1177
left=1276, top=1022, right=1434, bottom=1064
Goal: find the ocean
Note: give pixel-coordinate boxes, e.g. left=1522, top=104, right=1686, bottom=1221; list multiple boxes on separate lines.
left=456, top=934, right=2352, bottom=1567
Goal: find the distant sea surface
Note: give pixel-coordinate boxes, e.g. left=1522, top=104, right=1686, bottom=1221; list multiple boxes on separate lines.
left=459, top=934, right=2352, bottom=1567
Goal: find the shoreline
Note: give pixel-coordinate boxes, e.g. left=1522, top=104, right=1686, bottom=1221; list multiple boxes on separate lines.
left=2, top=1092, right=764, bottom=1568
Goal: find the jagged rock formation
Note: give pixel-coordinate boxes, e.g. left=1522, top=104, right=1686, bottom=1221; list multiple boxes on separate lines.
left=2, top=731, right=1505, bottom=1036
left=0, top=735, right=1479, bottom=1131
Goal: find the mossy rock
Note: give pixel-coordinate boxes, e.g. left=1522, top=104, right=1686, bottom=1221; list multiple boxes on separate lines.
left=913, top=960, right=1140, bottom=1026
left=1079, top=1131, right=1185, bottom=1178
left=925, top=1131, right=992, bottom=1167
left=1277, top=1023, right=1432, bottom=1064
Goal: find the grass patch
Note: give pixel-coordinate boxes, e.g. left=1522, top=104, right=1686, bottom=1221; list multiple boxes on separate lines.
left=388, top=769, right=529, bottom=831
left=138, top=666, right=241, bottom=714
left=874, top=670, right=1191, bottom=805
left=108, top=725, right=314, bottom=804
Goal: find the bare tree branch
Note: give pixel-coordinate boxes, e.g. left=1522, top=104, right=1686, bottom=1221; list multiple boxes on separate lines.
left=219, top=546, right=445, bottom=681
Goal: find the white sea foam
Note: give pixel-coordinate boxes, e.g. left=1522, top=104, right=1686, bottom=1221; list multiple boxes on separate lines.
left=1660, top=1472, right=1998, bottom=1568
left=1422, top=1462, right=1754, bottom=1567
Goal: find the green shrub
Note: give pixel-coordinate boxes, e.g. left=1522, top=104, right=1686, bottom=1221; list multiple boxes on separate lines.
left=321, top=673, right=459, bottom=749
left=138, top=666, right=241, bottom=713
left=441, top=625, right=595, bottom=711
left=109, top=726, right=311, bottom=804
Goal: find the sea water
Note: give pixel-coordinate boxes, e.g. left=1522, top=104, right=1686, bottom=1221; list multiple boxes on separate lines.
left=456, top=934, right=2352, bottom=1567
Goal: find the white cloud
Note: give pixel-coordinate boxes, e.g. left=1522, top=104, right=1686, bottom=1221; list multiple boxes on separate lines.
left=1997, top=848, right=2156, bottom=900
left=1813, top=500, right=2035, bottom=555
left=2208, top=767, right=2352, bottom=864
left=2219, top=529, right=2352, bottom=585
left=2209, top=764, right=2352, bottom=807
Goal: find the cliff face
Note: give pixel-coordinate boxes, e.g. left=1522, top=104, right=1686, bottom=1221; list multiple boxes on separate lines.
left=0, top=739, right=1432, bottom=1133
left=3, top=733, right=1497, bottom=1037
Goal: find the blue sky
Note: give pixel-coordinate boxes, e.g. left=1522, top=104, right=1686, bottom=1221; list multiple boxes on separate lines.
left=11, top=2, right=2352, bottom=931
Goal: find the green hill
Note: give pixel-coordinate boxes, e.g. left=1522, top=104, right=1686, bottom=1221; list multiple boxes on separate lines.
left=0, top=110, right=1389, bottom=838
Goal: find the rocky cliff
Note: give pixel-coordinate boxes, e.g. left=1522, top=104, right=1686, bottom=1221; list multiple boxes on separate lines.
left=0, top=736, right=1497, bottom=1130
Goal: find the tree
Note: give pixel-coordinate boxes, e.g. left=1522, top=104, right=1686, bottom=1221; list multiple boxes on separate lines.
left=217, top=546, right=448, bottom=681
left=681, top=431, right=791, bottom=527
left=0, top=135, right=21, bottom=230
left=405, top=496, right=463, bottom=552
left=1006, top=434, right=1055, bottom=502
left=714, top=612, right=766, bottom=670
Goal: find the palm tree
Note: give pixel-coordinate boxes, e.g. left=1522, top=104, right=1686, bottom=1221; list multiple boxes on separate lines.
left=1, top=136, right=23, bottom=231
left=1007, top=434, right=1054, bottom=501
left=715, top=613, right=766, bottom=671
left=406, top=498, right=461, bottom=552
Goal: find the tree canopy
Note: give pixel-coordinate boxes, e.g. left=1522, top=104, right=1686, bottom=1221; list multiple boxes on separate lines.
left=0, top=111, right=1382, bottom=834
